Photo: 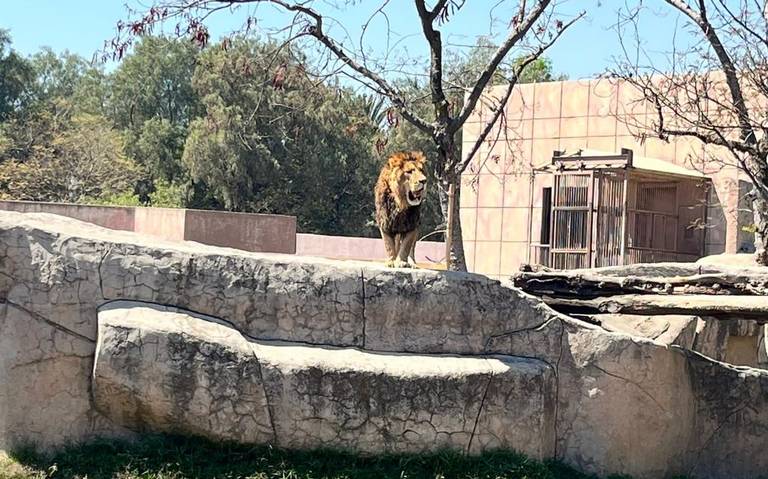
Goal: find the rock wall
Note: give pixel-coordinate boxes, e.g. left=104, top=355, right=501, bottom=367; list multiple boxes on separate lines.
left=2, top=211, right=767, bottom=479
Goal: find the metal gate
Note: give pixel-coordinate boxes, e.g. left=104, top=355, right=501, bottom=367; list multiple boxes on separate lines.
left=550, top=171, right=627, bottom=269
left=594, top=170, right=627, bottom=267
left=550, top=173, right=593, bottom=269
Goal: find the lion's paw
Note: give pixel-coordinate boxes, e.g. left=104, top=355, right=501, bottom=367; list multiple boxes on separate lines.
left=385, top=259, right=397, bottom=268
left=393, top=259, right=411, bottom=269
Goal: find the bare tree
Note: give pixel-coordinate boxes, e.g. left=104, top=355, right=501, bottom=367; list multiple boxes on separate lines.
left=611, top=0, right=768, bottom=265
left=107, top=0, right=581, bottom=271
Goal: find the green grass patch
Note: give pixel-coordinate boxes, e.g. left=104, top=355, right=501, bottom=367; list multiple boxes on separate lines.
left=2, top=434, right=638, bottom=479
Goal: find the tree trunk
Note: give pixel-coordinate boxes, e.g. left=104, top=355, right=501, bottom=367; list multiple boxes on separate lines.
left=543, top=294, right=768, bottom=321
left=754, top=193, right=768, bottom=266
left=432, top=129, right=468, bottom=272
left=438, top=174, right=467, bottom=271
left=513, top=270, right=768, bottom=297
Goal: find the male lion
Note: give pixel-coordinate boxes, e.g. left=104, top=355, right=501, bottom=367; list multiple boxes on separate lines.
left=374, top=151, right=427, bottom=268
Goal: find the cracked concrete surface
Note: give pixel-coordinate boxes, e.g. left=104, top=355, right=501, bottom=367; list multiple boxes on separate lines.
left=93, top=301, right=555, bottom=459
left=94, top=303, right=275, bottom=444
left=3, top=211, right=768, bottom=479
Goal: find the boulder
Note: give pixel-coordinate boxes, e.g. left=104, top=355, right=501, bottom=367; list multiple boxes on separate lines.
left=93, top=301, right=556, bottom=458
left=93, top=302, right=274, bottom=444
left=3, top=210, right=768, bottom=479
left=593, top=314, right=698, bottom=348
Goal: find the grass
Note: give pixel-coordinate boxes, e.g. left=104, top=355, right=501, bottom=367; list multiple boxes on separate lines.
left=0, top=434, right=636, bottom=479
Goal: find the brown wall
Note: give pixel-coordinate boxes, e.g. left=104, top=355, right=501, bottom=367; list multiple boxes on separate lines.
left=134, top=207, right=186, bottom=242
left=0, top=200, right=135, bottom=232
left=184, top=209, right=296, bottom=254
left=461, top=78, right=747, bottom=279
left=296, top=233, right=444, bottom=264
left=0, top=201, right=296, bottom=254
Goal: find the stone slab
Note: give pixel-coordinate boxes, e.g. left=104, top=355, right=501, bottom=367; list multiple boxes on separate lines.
left=92, top=301, right=556, bottom=458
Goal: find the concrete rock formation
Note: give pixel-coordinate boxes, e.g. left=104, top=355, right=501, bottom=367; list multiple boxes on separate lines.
left=94, top=302, right=554, bottom=457
left=2, top=210, right=768, bottom=479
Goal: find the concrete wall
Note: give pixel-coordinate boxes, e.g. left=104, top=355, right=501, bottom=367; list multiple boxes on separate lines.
left=461, top=78, right=745, bottom=279
left=0, top=200, right=135, bottom=232
left=0, top=201, right=296, bottom=254
left=296, top=233, right=444, bottom=264
left=184, top=209, right=296, bottom=255
left=134, top=207, right=186, bottom=242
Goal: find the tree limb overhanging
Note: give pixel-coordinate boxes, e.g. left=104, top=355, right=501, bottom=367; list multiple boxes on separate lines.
left=459, top=12, right=584, bottom=175
left=110, top=0, right=578, bottom=271
left=453, top=0, right=553, bottom=130
left=611, top=0, right=768, bottom=264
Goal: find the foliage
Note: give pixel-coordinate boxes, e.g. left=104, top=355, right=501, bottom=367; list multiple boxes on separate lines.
left=5, top=434, right=638, bottom=479
left=85, top=179, right=186, bottom=208
left=148, top=179, right=187, bottom=207
left=0, top=114, right=142, bottom=203
left=515, top=56, right=566, bottom=83
left=29, top=47, right=109, bottom=115
left=129, top=118, right=188, bottom=182
left=0, top=28, right=565, bottom=241
left=184, top=38, right=381, bottom=235
left=0, top=100, right=64, bottom=162
left=84, top=190, right=143, bottom=207
left=110, top=35, right=201, bottom=129
left=110, top=36, right=201, bottom=184
left=0, top=30, right=34, bottom=122
left=1, top=46, right=109, bottom=163
left=446, top=36, right=564, bottom=90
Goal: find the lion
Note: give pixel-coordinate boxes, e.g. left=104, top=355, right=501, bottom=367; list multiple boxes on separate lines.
left=374, top=151, right=427, bottom=268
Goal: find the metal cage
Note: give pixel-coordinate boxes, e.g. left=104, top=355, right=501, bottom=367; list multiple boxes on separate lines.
left=532, top=148, right=709, bottom=269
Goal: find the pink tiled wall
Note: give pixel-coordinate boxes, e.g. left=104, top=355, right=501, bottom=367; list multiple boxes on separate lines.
left=461, top=79, right=745, bottom=279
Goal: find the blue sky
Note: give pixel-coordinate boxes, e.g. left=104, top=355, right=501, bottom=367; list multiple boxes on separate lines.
left=2, top=1, right=687, bottom=79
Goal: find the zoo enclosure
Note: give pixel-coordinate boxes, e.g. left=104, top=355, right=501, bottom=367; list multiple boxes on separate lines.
left=530, top=148, right=710, bottom=269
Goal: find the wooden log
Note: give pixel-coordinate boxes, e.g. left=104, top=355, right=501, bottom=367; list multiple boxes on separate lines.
left=512, top=271, right=768, bottom=298
left=543, top=294, right=768, bottom=321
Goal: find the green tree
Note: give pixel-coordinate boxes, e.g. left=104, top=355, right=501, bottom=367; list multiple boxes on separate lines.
left=1, top=44, right=110, bottom=163
left=30, top=47, right=110, bottom=115
left=111, top=36, right=201, bottom=129
left=110, top=36, right=201, bottom=185
left=184, top=38, right=380, bottom=235
left=0, top=30, right=34, bottom=122
left=131, top=118, right=187, bottom=182
left=0, top=114, right=142, bottom=202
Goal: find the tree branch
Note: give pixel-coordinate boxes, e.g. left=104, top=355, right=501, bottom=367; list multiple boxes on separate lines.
left=453, top=0, right=553, bottom=131
left=457, top=12, right=584, bottom=174
left=664, top=0, right=756, bottom=146
left=427, top=0, right=451, bottom=21
left=414, top=0, right=451, bottom=136
left=238, top=0, right=434, bottom=133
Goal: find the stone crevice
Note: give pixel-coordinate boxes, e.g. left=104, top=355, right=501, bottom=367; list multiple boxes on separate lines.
left=10, top=354, right=92, bottom=370
left=97, top=246, right=111, bottom=300
left=553, top=320, right=565, bottom=459
left=250, top=349, right=279, bottom=445
left=483, top=317, right=561, bottom=351
left=360, top=269, right=367, bottom=349
left=589, top=364, right=667, bottom=413
left=465, top=369, right=493, bottom=455
left=2, top=298, right=95, bottom=344
left=687, top=402, right=751, bottom=477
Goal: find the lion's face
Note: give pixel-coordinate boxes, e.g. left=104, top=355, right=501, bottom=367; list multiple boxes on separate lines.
left=386, top=152, right=427, bottom=209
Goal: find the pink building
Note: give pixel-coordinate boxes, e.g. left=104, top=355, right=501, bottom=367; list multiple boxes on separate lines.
left=460, top=78, right=754, bottom=280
